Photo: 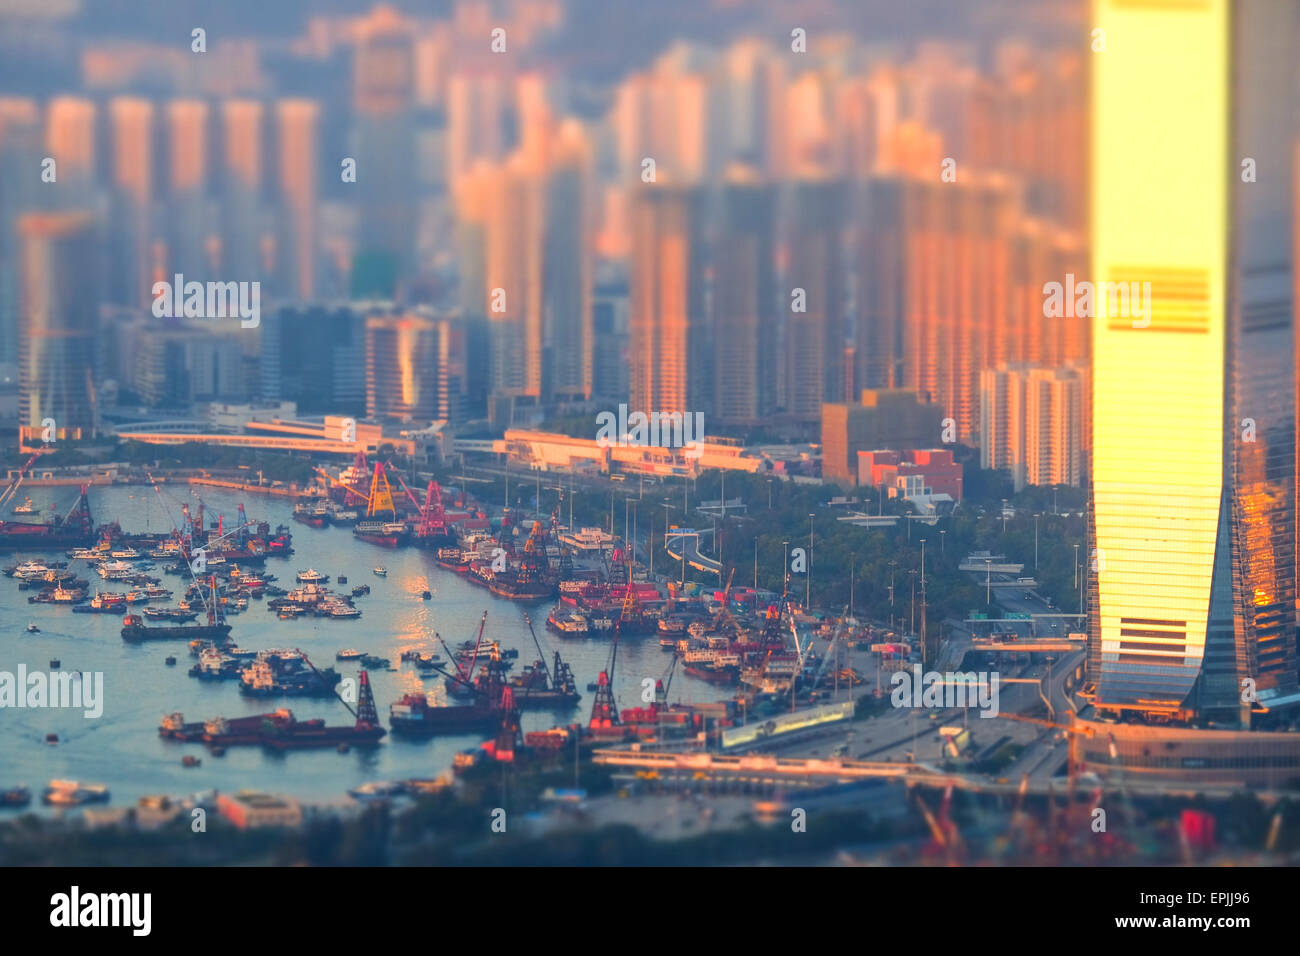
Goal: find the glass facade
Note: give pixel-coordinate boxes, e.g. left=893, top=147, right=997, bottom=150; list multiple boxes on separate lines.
left=1090, top=0, right=1299, bottom=720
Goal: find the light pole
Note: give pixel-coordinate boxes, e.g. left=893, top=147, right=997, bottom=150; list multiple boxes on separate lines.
left=849, top=552, right=855, bottom=619
left=1034, top=513, right=1040, bottom=570
left=767, top=478, right=773, bottom=510
left=1001, top=499, right=1008, bottom=534
left=985, top=558, right=992, bottom=606
left=920, top=538, right=926, bottom=588
left=807, top=513, right=815, bottom=611
left=888, top=559, right=897, bottom=630
left=939, top=528, right=945, bottom=555
left=909, top=569, right=917, bottom=637
left=783, top=539, right=790, bottom=593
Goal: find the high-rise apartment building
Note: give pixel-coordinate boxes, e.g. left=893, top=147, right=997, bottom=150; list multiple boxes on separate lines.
left=627, top=184, right=709, bottom=418
left=18, top=212, right=99, bottom=443
left=980, top=364, right=1085, bottom=491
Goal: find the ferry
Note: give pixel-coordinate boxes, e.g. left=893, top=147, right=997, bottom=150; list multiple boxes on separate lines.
left=373, top=567, right=388, bottom=577
left=296, top=568, right=329, bottom=584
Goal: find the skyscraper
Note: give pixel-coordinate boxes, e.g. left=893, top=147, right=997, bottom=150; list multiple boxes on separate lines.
left=365, top=310, right=464, bottom=423
left=1090, top=0, right=1300, bottom=722
left=275, top=99, right=318, bottom=301
left=352, top=4, right=417, bottom=295
left=18, top=212, right=99, bottom=444
left=856, top=173, right=1020, bottom=445
left=628, top=183, right=709, bottom=417
left=785, top=177, right=849, bottom=422
left=712, top=171, right=776, bottom=426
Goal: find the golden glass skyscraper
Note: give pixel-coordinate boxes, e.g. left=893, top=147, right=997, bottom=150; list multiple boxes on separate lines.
left=1090, top=0, right=1299, bottom=722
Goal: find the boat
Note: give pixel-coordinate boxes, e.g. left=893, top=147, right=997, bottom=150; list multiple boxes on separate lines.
left=388, top=692, right=499, bottom=737
left=373, top=567, right=388, bottom=577
left=420, top=590, right=432, bottom=600
left=292, top=502, right=328, bottom=528
left=123, top=613, right=232, bottom=642
left=354, top=521, right=408, bottom=548
left=547, top=608, right=590, bottom=635
left=295, top=568, right=329, bottom=584
left=160, top=673, right=385, bottom=750
left=142, top=606, right=198, bottom=622
left=42, top=780, right=110, bottom=806
left=240, top=651, right=342, bottom=697
left=181, top=755, right=201, bottom=767
left=509, top=651, right=582, bottom=709
left=0, top=786, right=31, bottom=808
left=336, top=649, right=363, bottom=661
left=348, top=780, right=407, bottom=800
left=328, top=604, right=361, bottom=618
left=25, top=624, right=38, bottom=633
left=13, top=497, right=34, bottom=514
left=165, top=655, right=177, bottom=666
left=351, top=584, right=370, bottom=597
left=0, top=488, right=95, bottom=551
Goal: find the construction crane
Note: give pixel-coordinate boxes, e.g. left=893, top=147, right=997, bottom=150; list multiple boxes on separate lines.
left=0, top=450, right=51, bottom=509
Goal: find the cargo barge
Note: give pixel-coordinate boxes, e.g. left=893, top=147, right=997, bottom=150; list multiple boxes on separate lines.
left=159, top=671, right=385, bottom=750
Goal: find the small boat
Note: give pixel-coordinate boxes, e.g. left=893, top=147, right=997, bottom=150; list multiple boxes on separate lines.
left=296, top=569, right=329, bottom=584
left=43, top=780, right=110, bottom=806
left=25, top=624, right=38, bottom=633
left=338, top=575, right=348, bottom=585
left=45, top=733, right=58, bottom=745
left=165, top=656, right=177, bottom=666
left=49, top=659, right=60, bottom=668
left=211, top=746, right=226, bottom=757
left=182, top=755, right=201, bottom=768
left=351, top=584, right=370, bottom=597
left=336, top=649, right=363, bottom=661
left=373, top=567, right=387, bottom=577
left=13, top=496, right=35, bottom=514
left=420, top=590, right=432, bottom=600
left=0, top=786, right=31, bottom=808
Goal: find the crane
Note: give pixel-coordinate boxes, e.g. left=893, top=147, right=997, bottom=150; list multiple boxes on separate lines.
left=0, top=450, right=51, bottom=509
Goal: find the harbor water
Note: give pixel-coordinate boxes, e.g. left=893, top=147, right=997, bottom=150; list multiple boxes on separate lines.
left=0, top=484, right=732, bottom=811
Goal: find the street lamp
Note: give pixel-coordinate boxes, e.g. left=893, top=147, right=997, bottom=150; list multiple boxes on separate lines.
left=909, top=569, right=917, bottom=637
left=1033, top=513, right=1040, bottom=570
left=807, top=513, right=815, bottom=611
left=767, top=478, right=773, bottom=510
left=939, top=528, right=945, bottom=555
left=985, top=557, right=992, bottom=606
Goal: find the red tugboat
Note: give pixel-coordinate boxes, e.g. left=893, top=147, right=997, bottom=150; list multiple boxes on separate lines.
left=159, top=668, right=385, bottom=749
